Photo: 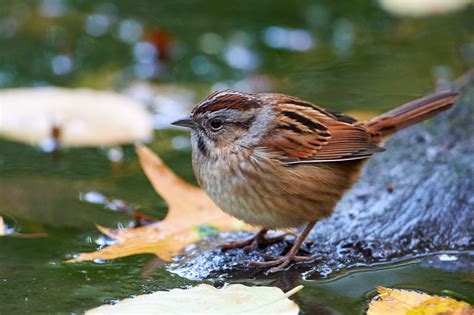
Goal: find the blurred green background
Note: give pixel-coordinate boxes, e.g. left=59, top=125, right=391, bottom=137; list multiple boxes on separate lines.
left=0, top=0, right=472, bottom=313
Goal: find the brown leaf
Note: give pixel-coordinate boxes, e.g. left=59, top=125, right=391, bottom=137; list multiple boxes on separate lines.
left=367, top=286, right=473, bottom=315
left=68, top=145, right=251, bottom=262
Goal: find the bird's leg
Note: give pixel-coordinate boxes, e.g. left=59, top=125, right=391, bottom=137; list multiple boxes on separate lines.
left=220, top=228, right=287, bottom=253
left=247, top=221, right=316, bottom=273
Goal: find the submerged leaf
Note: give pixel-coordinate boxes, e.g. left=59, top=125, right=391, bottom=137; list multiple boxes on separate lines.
left=68, top=146, right=251, bottom=262
left=86, top=284, right=302, bottom=315
left=367, top=286, right=472, bottom=315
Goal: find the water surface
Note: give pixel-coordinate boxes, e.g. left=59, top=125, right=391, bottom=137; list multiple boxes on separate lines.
left=0, top=0, right=473, bottom=313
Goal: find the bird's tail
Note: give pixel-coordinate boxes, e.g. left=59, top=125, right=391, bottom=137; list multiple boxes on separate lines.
left=364, top=90, right=460, bottom=138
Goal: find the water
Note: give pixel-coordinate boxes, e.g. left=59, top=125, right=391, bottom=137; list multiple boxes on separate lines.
left=0, top=1, right=473, bottom=313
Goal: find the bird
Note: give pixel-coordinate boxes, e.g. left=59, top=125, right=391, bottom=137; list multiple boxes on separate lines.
left=172, top=89, right=460, bottom=273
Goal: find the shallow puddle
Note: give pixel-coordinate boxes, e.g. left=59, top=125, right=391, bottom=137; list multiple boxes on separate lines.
left=0, top=1, right=473, bottom=313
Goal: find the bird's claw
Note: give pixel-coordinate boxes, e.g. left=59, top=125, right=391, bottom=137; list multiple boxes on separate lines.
left=246, top=253, right=316, bottom=273
left=220, top=231, right=288, bottom=252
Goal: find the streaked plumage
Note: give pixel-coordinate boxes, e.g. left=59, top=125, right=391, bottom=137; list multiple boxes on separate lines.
left=173, top=89, right=459, bottom=272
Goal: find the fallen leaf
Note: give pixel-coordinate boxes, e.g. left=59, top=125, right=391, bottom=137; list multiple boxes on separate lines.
left=86, top=284, right=302, bottom=315
left=68, top=146, right=251, bottom=262
left=367, top=286, right=472, bottom=315
left=0, top=87, right=152, bottom=147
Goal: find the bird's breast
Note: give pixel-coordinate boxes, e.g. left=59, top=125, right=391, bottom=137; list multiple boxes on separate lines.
left=192, top=150, right=364, bottom=229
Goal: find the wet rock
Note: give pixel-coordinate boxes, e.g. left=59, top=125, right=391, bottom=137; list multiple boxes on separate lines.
left=170, top=88, right=474, bottom=280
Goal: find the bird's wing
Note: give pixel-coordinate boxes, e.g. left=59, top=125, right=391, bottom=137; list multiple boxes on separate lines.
left=261, top=98, right=384, bottom=164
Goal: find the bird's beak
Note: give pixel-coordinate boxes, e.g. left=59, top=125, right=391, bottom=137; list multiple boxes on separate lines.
left=171, top=116, right=197, bottom=129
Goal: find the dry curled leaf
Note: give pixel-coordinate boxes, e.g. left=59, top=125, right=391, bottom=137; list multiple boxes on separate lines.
left=68, top=146, right=251, bottom=262
left=367, top=286, right=472, bottom=315
left=86, top=284, right=303, bottom=315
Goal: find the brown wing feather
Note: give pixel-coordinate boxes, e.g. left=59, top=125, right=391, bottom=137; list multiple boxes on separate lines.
left=262, top=98, right=384, bottom=164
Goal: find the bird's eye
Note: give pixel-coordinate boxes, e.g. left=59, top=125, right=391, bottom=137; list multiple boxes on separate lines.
left=209, top=118, right=223, bottom=131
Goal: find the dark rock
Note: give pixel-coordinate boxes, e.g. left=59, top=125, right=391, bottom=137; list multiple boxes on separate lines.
left=170, top=88, right=474, bottom=281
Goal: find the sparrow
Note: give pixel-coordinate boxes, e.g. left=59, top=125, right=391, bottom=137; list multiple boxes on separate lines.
left=172, top=89, right=459, bottom=272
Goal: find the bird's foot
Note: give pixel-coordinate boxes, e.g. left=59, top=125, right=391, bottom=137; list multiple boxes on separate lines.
left=220, top=229, right=288, bottom=253
left=246, top=253, right=315, bottom=273
left=245, top=221, right=318, bottom=273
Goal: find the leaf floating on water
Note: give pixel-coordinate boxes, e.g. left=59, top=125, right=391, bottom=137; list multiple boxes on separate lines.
left=68, top=146, right=252, bottom=262
left=0, top=87, right=153, bottom=147
left=367, top=286, right=472, bottom=315
left=86, top=284, right=302, bottom=315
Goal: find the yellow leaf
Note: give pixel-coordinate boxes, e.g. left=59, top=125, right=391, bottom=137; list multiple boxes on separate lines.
left=68, top=145, right=252, bottom=262
left=367, top=286, right=473, bottom=315
left=86, top=284, right=303, bottom=315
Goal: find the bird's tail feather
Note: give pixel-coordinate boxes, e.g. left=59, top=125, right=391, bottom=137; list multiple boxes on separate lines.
left=365, top=90, right=460, bottom=137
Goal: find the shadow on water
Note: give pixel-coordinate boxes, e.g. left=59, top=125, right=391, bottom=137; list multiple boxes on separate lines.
left=0, top=0, right=473, bottom=313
